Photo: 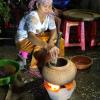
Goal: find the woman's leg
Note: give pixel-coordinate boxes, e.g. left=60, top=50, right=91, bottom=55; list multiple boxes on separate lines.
left=16, top=38, right=34, bottom=70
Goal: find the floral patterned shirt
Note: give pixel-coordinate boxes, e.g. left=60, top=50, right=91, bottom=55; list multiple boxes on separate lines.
left=16, top=11, right=56, bottom=42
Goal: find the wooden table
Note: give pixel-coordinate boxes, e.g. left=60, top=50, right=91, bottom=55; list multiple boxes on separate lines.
left=63, top=9, right=100, bottom=21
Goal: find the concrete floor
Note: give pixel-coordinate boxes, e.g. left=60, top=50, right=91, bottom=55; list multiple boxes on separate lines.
left=66, top=46, right=100, bottom=100
left=0, top=44, right=100, bottom=100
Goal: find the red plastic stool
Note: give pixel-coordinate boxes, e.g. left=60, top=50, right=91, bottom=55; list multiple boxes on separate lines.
left=63, top=21, right=85, bottom=51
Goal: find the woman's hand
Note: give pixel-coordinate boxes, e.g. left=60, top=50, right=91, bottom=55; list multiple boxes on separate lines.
left=49, top=46, right=59, bottom=64
left=49, top=46, right=59, bottom=58
left=43, top=41, right=55, bottom=52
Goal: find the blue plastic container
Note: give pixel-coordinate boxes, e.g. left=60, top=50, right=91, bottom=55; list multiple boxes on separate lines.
left=53, top=0, right=70, bottom=9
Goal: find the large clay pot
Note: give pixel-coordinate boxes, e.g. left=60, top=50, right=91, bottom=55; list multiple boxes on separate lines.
left=42, top=57, right=77, bottom=85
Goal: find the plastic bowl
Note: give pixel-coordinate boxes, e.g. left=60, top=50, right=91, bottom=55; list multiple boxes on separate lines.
left=0, top=59, right=19, bottom=86
left=71, top=55, right=93, bottom=70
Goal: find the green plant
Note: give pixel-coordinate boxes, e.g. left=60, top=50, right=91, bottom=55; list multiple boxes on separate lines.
left=0, top=0, right=10, bottom=22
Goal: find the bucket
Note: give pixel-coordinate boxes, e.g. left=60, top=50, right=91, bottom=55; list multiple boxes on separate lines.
left=0, top=59, right=20, bottom=86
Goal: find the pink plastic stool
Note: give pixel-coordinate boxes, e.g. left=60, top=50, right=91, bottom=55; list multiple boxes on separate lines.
left=90, top=21, right=97, bottom=47
left=63, top=21, right=85, bottom=51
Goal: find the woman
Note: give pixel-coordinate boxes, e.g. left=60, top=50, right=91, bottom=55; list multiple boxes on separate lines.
left=15, top=0, right=60, bottom=78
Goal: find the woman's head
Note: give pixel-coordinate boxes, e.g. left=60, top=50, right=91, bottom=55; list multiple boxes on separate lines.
left=28, top=0, right=53, bottom=14
left=37, top=0, right=53, bottom=14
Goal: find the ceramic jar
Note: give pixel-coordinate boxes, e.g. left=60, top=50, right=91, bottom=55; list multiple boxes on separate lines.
left=42, top=57, right=77, bottom=85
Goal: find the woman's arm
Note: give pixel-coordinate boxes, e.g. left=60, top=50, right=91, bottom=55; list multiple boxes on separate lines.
left=28, top=31, right=57, bottom=51
left=48, top=28, right=57, bottom=47
left=28, top=32, right=47, bottom=48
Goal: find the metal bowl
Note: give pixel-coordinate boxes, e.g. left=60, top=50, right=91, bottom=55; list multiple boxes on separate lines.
left=71, top=55, right=93, bottom=70
left=0, top=59, right=19, bottom=86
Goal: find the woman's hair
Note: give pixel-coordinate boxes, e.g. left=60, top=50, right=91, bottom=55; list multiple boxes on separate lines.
left=28, top=0, right=53, bottom=11
left=28, top=0, right=37, bottom=11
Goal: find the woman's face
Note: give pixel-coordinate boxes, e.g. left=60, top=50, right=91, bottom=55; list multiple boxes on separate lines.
left=38, top=3, right=53, bottom=15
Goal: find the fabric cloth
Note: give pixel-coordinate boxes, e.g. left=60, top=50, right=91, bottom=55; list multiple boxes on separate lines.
left=19, top=51, right=29, bottom=59
left=16, top=32, right=64, bottom=64
left=36, top=0, right=53, bottom=5
left=15, top=11, right=56, bottom=42
left=16, top=33, right=49, bottom=53
left=16, top=33, right=49, bottom=74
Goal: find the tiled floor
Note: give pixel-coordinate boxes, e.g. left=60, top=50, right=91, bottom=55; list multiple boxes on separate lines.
left=0, top=44, right=100, bottom=100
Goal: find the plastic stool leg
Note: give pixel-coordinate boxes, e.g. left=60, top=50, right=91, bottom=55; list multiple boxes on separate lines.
left=90, top=21, right=96, bottom=47
left=79, top=22, right=85, bottom=51
left=64, top=22, right=70, bottom=46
